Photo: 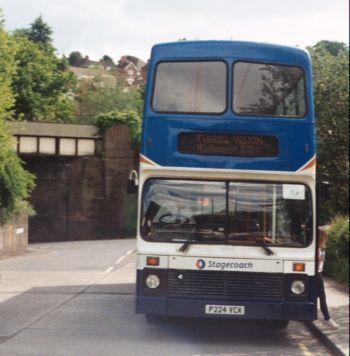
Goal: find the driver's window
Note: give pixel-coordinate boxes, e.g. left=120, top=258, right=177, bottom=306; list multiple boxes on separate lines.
left=141, top=179, right=226, bottom=240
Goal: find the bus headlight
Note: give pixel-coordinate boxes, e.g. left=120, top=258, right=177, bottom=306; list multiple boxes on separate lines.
left=291, top=280, right=305, bottom=295
left=145, top=274, right=160, bottom=289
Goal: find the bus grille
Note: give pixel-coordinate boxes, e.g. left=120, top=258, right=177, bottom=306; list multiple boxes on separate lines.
left=168, top=270, right=284, bottom=300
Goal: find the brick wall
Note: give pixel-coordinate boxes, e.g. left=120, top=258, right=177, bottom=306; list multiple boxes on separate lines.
left=0, top=214, right=28, bottom=258
left=23, top=123, right=137, bottom=242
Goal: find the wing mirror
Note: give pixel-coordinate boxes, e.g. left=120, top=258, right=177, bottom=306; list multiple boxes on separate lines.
left=127, top=170, right=139, bottom=194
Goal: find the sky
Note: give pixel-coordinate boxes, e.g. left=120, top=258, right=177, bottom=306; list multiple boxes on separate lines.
left=1, top=0, right=349, bottom=62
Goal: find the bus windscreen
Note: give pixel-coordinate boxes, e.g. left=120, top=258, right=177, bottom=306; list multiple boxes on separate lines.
left=141, top=179, right=312, bottom=248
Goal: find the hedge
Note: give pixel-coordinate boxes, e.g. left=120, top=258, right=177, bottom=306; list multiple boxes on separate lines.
left=324, top=215, right=349, bottom=284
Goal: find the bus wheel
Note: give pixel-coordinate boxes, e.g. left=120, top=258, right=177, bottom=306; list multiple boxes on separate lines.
left=271, top=320, right=290, bottom=329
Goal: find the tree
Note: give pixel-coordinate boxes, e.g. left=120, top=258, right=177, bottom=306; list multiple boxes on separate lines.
left=101, top=55, right=114, bottom=66
left=27, top=15, right=53, bottom=52
left=11, top=34, right=75, bottom=122
left=75, top=80, right=143, bottom=123
left=68, top=51, right=83, bottom=66
left=0, top=11, right=16, bottom=121
left=308, top=42, right=349, bottom=219
left=0, top=11, right=35, bottom=223
left=6, top=15, right=76, bottom=122
left=313, top=40, right=348, bottom=57
left=0, top=119, right=35, bottom=224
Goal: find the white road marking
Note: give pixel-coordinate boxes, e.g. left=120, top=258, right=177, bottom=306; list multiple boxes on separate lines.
left=105, top=266, right=114, bottom=273
left=116, top=255, right=126, bottom=264
left=126, top=249, right=133, bottom=255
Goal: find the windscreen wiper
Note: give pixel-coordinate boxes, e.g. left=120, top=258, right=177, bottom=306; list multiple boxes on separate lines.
left=257, top=239, right=274, bottom=256
left=178, top=237, right=195, bottom=253
left=177, top=233, right=202, bottom=252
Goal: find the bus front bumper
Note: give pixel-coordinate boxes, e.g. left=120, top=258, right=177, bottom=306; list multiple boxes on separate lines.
left=136, top=296, right=316, bottom=320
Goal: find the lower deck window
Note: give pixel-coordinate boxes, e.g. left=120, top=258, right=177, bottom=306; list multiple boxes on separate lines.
left=141, top=179, right=312, bottom=247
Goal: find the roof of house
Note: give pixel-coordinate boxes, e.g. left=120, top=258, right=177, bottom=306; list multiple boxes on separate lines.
left=117, top=55, right=146, bottom=71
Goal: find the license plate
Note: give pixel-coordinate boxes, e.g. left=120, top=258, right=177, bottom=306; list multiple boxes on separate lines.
left=205, top=304, right=245, bottom=315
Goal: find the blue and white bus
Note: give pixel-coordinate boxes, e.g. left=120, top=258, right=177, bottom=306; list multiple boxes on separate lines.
left=134, top=41, right=316, bottom=328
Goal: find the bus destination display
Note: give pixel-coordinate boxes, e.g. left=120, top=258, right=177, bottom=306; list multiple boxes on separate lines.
left=178, top=133, right=278, bottom=157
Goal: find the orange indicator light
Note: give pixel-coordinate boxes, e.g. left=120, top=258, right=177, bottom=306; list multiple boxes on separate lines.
left=293, top=262, right=305, bottom=272
left=147, top=256, right=160, bottom=266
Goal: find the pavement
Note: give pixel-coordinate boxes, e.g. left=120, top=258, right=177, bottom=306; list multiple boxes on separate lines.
left=305, top=276, right=349, bottom=356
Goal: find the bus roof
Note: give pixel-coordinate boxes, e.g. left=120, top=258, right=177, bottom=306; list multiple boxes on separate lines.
left=150, top=40, right=310, bottom=65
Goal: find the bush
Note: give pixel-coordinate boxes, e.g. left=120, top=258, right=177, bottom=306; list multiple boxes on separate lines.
left=0, top=119, right=35, bottom=224
left=324, top=215, right=349, bottom=284
left=96, top=110, right=141, bottom=148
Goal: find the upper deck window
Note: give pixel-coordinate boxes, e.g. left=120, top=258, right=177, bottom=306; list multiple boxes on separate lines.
left=152, top=61, right=227, bottom=114
left=233, top=62, right=306, bottom=117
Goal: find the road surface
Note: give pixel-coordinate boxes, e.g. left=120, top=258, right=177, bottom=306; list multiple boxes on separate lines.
left=0, top=239, right=331, bottom=355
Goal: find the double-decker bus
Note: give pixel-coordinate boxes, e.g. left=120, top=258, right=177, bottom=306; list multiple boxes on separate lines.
left=134, top=41, right=316, bottom=328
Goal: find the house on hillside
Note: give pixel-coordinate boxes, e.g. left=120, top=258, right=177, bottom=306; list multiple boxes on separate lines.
left=69, top=66, right=116, bottom=86
left=137, top=62, right=148, bottom=85
left=116, top=55, right=147, bottom=86
left=68, top=66, right=118, bottom=98
left=68, top=54, right=148, bottom=89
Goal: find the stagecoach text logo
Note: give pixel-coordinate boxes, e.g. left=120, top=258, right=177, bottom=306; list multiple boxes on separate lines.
left=196, top=259, right=206, bottom=269
left=195, top=259, right=254, bottom=271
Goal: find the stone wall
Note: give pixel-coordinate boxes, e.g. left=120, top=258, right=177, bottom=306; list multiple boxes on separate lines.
left=0, top=214, right=28, bottom=258
left=23, top=123, right=137, bottom=242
